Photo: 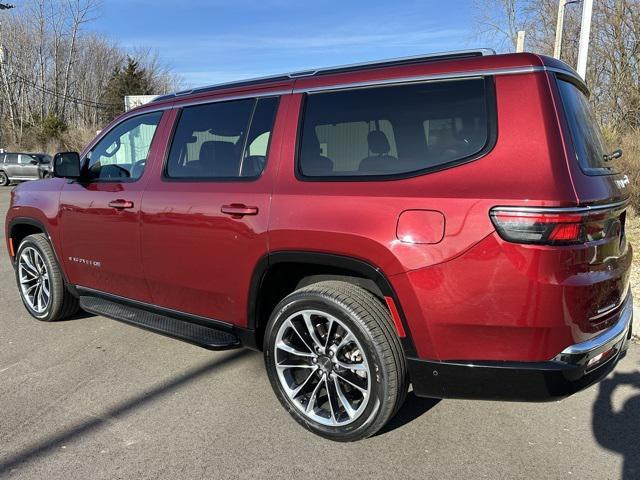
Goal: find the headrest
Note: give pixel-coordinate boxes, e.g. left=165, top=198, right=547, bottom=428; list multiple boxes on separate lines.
left=199, top=141, right=235, bottom=162
left=368, top=130, right=390, bottom=155
left=199, top=141, right=239, bottom=176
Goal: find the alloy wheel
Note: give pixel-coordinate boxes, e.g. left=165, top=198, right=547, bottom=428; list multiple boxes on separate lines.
left=273, top=309, right=371, bottom=426
left=18, top=246, right=51, bottom=314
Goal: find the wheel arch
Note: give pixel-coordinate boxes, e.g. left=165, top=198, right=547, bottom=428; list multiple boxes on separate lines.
left=8, top=218, right=69, bottom=284
left=247, top=251, right=416, bottom=355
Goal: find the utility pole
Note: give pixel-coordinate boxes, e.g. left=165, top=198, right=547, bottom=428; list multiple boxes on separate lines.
left=553, top=0, right=580, bottom=59
left=576, top=0, right=593, bottom=79
left=516, top=31, right=526, bottom=53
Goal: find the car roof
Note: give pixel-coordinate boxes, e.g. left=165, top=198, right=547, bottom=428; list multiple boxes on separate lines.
left=144, top=50, right=582, bottom=111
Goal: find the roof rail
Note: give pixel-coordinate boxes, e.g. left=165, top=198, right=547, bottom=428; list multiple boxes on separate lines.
left=152, top=48, right=496, bottom=103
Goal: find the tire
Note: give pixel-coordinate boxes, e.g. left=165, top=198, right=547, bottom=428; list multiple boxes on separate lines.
left=264, top=280, right=408, bottom=441
left=15, top=233, right=79, bottom=322
left=0, top=171, right=9, bottom=186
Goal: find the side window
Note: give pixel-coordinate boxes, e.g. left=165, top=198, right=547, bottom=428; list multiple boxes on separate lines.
left=85, top=111, right=162, bottom=181
left=298, top=78, right=491, bottom=178
left=5, top=154, right=18, bottom=164
left=18, top=155, right=32, bottom=165
left=166, top=96, right=279, bottom=179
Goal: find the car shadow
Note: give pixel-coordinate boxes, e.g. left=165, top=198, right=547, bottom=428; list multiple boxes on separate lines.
left=592, top=361, right=640, bottom=480
left=377, top=391, right=441, bottom=436
left=58, top=309, right=96, bottom=321
left=0, top=349, right=248, bottom=475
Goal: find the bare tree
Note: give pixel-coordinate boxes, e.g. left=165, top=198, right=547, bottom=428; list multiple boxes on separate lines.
left=0, top=0, right=181, bottom=152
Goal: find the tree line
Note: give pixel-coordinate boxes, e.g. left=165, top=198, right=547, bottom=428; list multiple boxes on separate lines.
left=0, top=0, right=180, bottom=152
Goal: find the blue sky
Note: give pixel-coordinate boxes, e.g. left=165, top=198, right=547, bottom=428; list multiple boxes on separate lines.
left=94, top=0, right=482, bottom=88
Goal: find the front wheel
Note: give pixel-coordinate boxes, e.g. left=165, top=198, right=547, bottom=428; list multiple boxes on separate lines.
left=264, top=281, right=407, bottom=441
left=15, top=234, right=79, bottom=321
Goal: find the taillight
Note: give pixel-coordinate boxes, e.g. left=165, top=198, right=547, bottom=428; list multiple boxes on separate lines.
left=490, top=206, right=623, bottom=245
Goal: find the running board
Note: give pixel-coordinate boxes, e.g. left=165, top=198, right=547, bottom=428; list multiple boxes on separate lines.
left=79, top=295, right=240, bottom=350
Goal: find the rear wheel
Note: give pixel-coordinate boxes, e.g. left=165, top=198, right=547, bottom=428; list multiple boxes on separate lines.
left=15, top=234, right=79, bottom=321
left=264, top=281, right=407, bottom=441
left=0, top=171, right=9, bottom=186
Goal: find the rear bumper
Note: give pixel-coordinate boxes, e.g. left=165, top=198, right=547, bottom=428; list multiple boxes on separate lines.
left=408, top=293, right=633, bottom=401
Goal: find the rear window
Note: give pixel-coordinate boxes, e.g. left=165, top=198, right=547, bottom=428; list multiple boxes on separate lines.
left=557, top=79, right=613, bottom=174
left=298, top=78, right=494, bottom=179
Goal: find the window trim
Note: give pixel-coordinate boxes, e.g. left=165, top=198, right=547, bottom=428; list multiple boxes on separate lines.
left=161, top=96, right=280, bottom=183
left=81, top=110, right=165, bottom=184
left=294, top=76, right=498, bottom=182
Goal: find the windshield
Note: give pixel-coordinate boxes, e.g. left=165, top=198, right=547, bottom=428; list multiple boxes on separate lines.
left=557, top=78, right=613, bottom=174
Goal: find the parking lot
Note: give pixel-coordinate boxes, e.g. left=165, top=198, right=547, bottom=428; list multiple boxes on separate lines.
left=0, top=187, right=638, bottom=480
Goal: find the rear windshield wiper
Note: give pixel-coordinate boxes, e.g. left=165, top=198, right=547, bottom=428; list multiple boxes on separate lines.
left=603, top=149, right=623, bottom=162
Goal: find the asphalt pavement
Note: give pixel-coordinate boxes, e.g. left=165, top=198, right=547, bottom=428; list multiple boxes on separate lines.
left=0, top=187, right=638, bottom=480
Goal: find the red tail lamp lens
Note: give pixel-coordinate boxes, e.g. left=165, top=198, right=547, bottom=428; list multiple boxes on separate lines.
left=490, top=207, right=623, bottom=245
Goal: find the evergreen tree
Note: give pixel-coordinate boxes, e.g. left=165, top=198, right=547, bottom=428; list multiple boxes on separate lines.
left=101, top=57, right=153, bottom=122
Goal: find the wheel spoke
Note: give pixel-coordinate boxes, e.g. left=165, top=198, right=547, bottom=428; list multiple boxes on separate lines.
left=275, top=341, right=315, bottom=358
left=302, top=312, right=325, bottom=351
left=336, top=331, right=354, bottom=350
left=21, top=250, right=38, bottom=274
left=276, top=362, right=315, bottom=369
left=19, top=273, right=36, bottom=286
left=35, top=284, right=43, bottom=311
left=20, top=256, right=38, bottom=277
left=334, top=370, right=368, bottom=394
left=290, top=368, right=319, bottom=399
left=35, top=253, right=45, bottom=274
left=334, top=359, right=367, bottom=372
left=333, top=375, right=356, bottom=419
left=323, top=318, right=336, bottom=349
left=287, top=319, right=315, bottom=354
left=39, top=288, right=46, bottom=311
left=305, top=377, right=324, bottom=414
left=324, top=376, right=339, bottom=423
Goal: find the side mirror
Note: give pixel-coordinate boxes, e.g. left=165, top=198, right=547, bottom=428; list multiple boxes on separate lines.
left=29, top=159, right=39, bottom=165
left=53, top=152, right=81, bottom=179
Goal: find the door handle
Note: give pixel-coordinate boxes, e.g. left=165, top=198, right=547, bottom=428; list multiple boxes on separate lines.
left=221, top=204, right=259, bottom=217
left=108, top=199, right=134, bottom=209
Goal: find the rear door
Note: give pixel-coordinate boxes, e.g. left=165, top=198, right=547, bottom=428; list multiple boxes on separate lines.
left=140, top=93, right=287, bottom=325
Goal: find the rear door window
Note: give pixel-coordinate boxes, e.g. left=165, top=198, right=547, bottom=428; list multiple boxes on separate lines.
left=298, top=78, right=494, bottom=179
left=165, top=96, right=279, bottom=179
left=557, top=79, right=613, bottom=174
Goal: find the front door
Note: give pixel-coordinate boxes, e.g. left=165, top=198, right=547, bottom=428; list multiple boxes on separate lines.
left=59, top=110, right=166, bottom=301
left=140, top=94, right=285, bottom=325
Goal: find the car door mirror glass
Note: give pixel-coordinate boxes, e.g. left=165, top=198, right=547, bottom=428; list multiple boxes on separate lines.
left=53, top=151, right=81, bottom=179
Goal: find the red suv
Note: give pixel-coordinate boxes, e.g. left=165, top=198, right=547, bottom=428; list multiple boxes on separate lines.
left=5, top=50, right=634, bottom=441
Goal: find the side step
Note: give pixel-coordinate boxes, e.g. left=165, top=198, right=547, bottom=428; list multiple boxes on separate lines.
left=79, top=295, right=240, bottom=350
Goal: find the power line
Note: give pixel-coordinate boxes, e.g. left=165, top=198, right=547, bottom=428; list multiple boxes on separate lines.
left=5, top=71, right=118, bottom=109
